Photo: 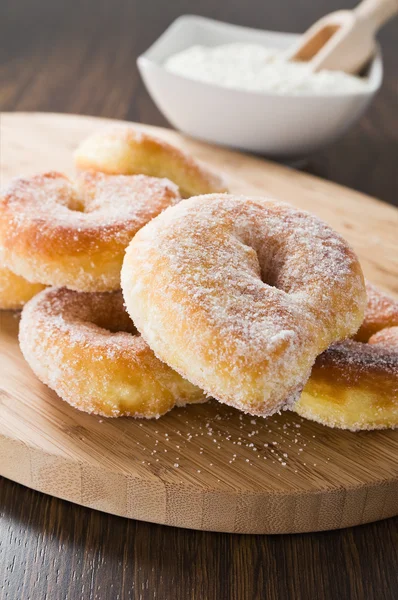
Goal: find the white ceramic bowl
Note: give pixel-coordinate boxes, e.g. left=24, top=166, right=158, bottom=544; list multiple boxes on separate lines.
left=137, top=16, right=382, bottom=158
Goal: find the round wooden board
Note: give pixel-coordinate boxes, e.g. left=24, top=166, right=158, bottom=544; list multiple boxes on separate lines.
left=1, top=112, right=397, bottom=534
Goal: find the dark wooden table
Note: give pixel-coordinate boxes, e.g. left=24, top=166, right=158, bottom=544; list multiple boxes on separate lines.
left=1, top=1, right=397, bottom=598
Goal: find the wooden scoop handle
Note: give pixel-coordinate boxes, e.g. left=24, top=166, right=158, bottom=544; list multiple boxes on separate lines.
left=354, top=0, right=398, bottom=31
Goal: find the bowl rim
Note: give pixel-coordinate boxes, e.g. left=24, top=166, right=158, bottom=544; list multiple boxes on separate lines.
left=137, top=14, right=383, bottom=100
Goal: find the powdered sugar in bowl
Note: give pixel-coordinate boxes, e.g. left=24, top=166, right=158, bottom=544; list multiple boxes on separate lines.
left=137, top=16, right=382, bottom=159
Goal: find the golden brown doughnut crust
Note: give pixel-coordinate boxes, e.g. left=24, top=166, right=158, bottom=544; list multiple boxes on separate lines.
left=121, top=194, right=366, bottom=417
left=369, top=326, right=398, bottom=347
left=295, top=284, right=398, bottom=430
left=0, top=264, right=45, bottom=310
left=0, top=171, right=180, bottom=292
left=355, top=282, right=398, bottom=341
left=74, top=126, right=228, bottom=197
left=19, top=287, right=205, bottom=418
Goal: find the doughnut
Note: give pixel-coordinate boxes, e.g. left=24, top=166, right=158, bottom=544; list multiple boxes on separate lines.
left=0, top=264, right=45, bottom=310
left=0, top=170, right=180, bottom=292
left=370, top=326, right=398, bottom=347
left=19, top=287, right=205, bottom=418
left=121, top=194, right=366, bottom=417
left=355, top=282, right=398, bottom=341
left=74, top=126, right=227, bottom=197
left=294, top=284, right=398, bottom=430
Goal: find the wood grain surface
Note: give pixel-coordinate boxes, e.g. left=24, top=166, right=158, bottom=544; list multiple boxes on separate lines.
left=0, top=0, right=397, bottom=598
left=1, top=111, right=398, bottom=537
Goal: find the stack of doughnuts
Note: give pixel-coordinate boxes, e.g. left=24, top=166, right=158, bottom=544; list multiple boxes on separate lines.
left=0, top=127, right=226, bottom=417
left=1, top=126, right=397, bottom=430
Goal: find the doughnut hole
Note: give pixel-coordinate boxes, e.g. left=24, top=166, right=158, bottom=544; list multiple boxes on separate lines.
left=57, top=290, right=138, bottom=335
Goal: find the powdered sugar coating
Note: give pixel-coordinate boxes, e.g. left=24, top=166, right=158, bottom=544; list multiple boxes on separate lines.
left=19, top=287, right=205, bottom=418
left=0, top=171, right=180, bottom=291
left=355, top=282, right=398, bottom=341
left=122, top=194, right=366, bottom=417
left=74, top=126, right=228, bottom=198
left=295, top=284, right=398, bottom=430
left=369, top=326, right=398, bottom=348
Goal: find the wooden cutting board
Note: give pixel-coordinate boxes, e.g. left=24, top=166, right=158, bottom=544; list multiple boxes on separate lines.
left=1, top=112, right=397, bottom=534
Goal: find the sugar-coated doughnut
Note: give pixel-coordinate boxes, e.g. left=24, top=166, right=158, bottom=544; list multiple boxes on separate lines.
left=355, top=282, right=398, bottom=342
left=19, top=287, right=205, bottom=418
left=0, top=171, right=180, bottom=292
left=0, top=264, right=45, bottom=310
left=295, top=284, right=398, bottom=430
left=74, top=126, right=227, bottom=197
left=121, top=194, right=366, bottom=417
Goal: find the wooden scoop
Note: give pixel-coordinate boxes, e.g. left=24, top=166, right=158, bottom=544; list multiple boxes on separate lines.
left=287, top=0, right=398, bottom=74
